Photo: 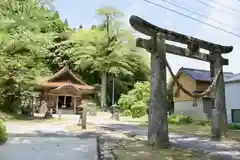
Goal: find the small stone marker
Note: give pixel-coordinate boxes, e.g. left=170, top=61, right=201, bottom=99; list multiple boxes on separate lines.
left=58, top=109, right=62, bottom=120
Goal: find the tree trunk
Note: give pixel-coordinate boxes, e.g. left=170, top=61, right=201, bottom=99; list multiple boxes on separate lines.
left=112, top=75, right=115, bottom=106
left=148, top=34, right=169, bottom=148
left=100, top=72, right=107, bottom=111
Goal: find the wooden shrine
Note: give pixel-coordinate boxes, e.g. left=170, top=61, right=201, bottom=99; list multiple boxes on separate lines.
left=35, top=66, right=95, bottom=115
left=129, top=15, right=233, bottom=146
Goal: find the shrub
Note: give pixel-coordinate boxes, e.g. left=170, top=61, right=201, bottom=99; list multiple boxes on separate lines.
left=228, top=123, right=240, bottom=130
left=131, top=102, right=147, bottom=118
left=120, top=109, right=132, bottom=117
left=168, top=114, right=193, bottom=124
left=0, top=120, right=7, bottom=144
left=118, top=81, right=150, bottom=110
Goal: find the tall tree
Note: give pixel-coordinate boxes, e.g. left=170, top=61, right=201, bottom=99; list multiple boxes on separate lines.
left=70, top=27, right=135, bottom=109
left=96, top=6, right=127, bottom=109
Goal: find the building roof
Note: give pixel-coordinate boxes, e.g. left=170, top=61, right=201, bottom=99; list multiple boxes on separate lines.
left=168, top=67, right=234, bottom=88
left=179, top=67, right=234, bottom=82
left=47, top=66, right=86, bottom=84
left=41, top=82, right=94, bottom=90
left=225, top=73, right=240, bottom=83
left=49, top=84, right=82, bottom=96
left=38, top=66, right=94, bottom=90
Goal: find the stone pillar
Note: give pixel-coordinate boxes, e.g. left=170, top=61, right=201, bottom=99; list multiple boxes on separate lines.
left=56, top=96, right=59, bottom=113
left=73, top=97, right=76, bottom=114
left=148, top=33, right=169, bottom=148
left=210, top=49, right=228, bottom=140
left=82, top=102, right=87, bottom=129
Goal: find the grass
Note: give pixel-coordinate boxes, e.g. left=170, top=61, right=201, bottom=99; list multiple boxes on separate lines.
left=138, top=122, right=240, bottom=141
left=112, top=139, right=210, bottom=160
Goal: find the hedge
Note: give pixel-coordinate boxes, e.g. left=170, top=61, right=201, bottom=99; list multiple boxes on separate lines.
left=0, top=120, right=7, bottom=144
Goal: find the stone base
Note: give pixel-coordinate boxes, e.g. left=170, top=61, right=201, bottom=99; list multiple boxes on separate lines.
left=44, top=109, right=53, bottom=118
left=111, top=113, right=120, bottom=121
left=211, top=109, right=221, bottom=141
left=89, top=112, right=97, bottom=116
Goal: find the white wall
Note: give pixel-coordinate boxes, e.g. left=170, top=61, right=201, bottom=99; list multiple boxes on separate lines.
left=174, top=100, right=210, bottom=121
left=225, top=82, right=240, bottom=123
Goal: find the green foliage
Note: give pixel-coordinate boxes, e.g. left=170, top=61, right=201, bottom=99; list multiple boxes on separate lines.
left=118, top=81, right=149, bottom=118
left=228, top=123, right=240, bottom=130
left=118, top=81, right=150, bottom=108
left=120, top=109, right=132, bottom=117
left=0, top=1, right=149, bottom=114
left=131, top=101, right=147, bottom=118
left=0, top=0, right=69, bottom=112
left=168, top=114, right=193, bottom=124
left=0, top=120, right=7, bottom=143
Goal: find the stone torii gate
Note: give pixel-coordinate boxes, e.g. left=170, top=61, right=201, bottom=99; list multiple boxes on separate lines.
left=129, top=15, right=233, bottom=147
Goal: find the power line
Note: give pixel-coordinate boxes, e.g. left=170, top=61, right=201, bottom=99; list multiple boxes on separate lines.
left=194, top=0, right=240, bottom=20
left=158, top=0, right=240, bottom=32
left=143, top=0, right=240, bottom=38
left=209, top=0, right=240, bottom=14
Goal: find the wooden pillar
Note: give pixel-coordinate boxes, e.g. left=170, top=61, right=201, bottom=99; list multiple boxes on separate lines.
left=210, top=49, right=228, bottom=140
left=56, top=96, right=59, bottom=113
left=148, top=33, right=169, bottom=148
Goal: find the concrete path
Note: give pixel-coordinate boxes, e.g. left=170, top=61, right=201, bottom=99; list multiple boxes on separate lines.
left=3, top=113, right=240, bottom=159
left=2, top=118, right=98, bottom=160
left=0, top=136, right=97, bottom=160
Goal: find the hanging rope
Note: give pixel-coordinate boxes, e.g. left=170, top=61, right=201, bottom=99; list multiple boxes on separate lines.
left=166, top=59, right=222, bottom=99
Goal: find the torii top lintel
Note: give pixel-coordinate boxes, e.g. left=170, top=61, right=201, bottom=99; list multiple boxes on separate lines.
left=129, top=15, right=233, bottom=54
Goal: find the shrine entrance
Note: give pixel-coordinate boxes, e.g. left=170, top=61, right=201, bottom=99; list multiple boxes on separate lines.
left=35, top=66, right=95, bottom=115
left=129, top=15, right=233, bottom=146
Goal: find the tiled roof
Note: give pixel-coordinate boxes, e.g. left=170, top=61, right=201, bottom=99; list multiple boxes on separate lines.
left=47, top=66, right=86, bottom=85
left=180, top=68, right=234, bottom=82
left=41, top=82, right=94, bottom=90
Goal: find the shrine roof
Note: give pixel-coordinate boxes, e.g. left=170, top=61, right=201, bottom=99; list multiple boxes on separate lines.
left=41, top=82, right=94, bottom=90
left=46, top=66, right=86, bottom=84
left=37, top=66, right=94, bottom=90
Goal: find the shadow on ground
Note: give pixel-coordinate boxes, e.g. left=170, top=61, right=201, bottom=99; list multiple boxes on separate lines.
left=100, top=123, right=240, bottom=160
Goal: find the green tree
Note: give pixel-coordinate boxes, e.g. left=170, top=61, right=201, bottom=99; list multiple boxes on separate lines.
left=70, top=27, right=134, bottom=109
left=0, top=0, right=68, bottom=112
left=45, top=6, right=150, bottom=108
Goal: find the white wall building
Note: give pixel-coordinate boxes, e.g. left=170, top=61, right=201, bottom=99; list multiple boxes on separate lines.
left=225, top=73, right=240, bottom=124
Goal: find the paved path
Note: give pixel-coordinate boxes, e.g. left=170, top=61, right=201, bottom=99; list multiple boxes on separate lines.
left=3, top=113, right=240, bottom=159
left=2, top=119, right=98, bottom=160
left=0, top=136, right=96, bottom=160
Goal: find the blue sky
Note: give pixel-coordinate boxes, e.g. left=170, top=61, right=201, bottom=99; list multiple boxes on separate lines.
left=53, top=0, right=240, bottom=74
